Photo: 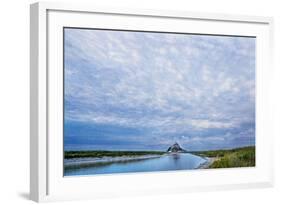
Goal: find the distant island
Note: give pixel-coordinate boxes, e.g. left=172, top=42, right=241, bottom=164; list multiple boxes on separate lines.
left=167, top=142, right=187, bottom=153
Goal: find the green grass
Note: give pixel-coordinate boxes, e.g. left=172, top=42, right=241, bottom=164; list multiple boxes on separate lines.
left=64, top=150, right=165, bottom=159
left=191, top=146, right=255, bottom=168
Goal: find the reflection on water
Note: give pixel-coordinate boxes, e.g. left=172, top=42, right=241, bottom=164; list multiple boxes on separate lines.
left=64, top=153, right=206, bottom=176
left=172, top=153, right=180, bottom=160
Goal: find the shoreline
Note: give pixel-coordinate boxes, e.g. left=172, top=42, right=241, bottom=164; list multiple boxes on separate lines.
left=64, top=154, right=163, bottom=169
left=64, top=152, right=210, bottom=170
left=196, top=157, right=217, bottom=169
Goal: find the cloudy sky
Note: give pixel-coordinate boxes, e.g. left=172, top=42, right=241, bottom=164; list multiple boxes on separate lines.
left=64, top=28, right=255, bottom=151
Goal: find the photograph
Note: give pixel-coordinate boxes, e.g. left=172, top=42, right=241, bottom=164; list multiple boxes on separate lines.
left=63, top=28, right=256, bottom=176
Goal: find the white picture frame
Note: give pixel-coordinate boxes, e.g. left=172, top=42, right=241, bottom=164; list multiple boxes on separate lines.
left=30, top=2, right=274, bottom=202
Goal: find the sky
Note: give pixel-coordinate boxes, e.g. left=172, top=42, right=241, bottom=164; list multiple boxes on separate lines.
left=64, top=28, right=255, bottom=151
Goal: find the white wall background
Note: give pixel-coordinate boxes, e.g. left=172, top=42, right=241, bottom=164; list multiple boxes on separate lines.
left=0, top=0, right=280, bottom=204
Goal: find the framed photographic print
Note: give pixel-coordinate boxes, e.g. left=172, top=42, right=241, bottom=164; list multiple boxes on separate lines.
left=30, top=2, right=274, bottom=202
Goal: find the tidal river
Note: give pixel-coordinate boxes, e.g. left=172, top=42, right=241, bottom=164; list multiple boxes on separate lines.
left=64, top=153, right=207, bottom=176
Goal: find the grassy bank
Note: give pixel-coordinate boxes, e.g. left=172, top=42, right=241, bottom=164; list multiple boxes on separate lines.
left=191, top=146, right=255, bottom=168
left=64, top=150, right=165, bottom=159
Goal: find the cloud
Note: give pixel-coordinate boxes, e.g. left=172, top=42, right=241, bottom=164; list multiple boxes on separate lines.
left=190, top=120, right=235, bottom=129
left=64, top=28, right=255, bottom=150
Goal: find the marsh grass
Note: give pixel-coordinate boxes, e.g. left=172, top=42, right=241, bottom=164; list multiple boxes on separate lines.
left=191, top=146, right=255, bottom=168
